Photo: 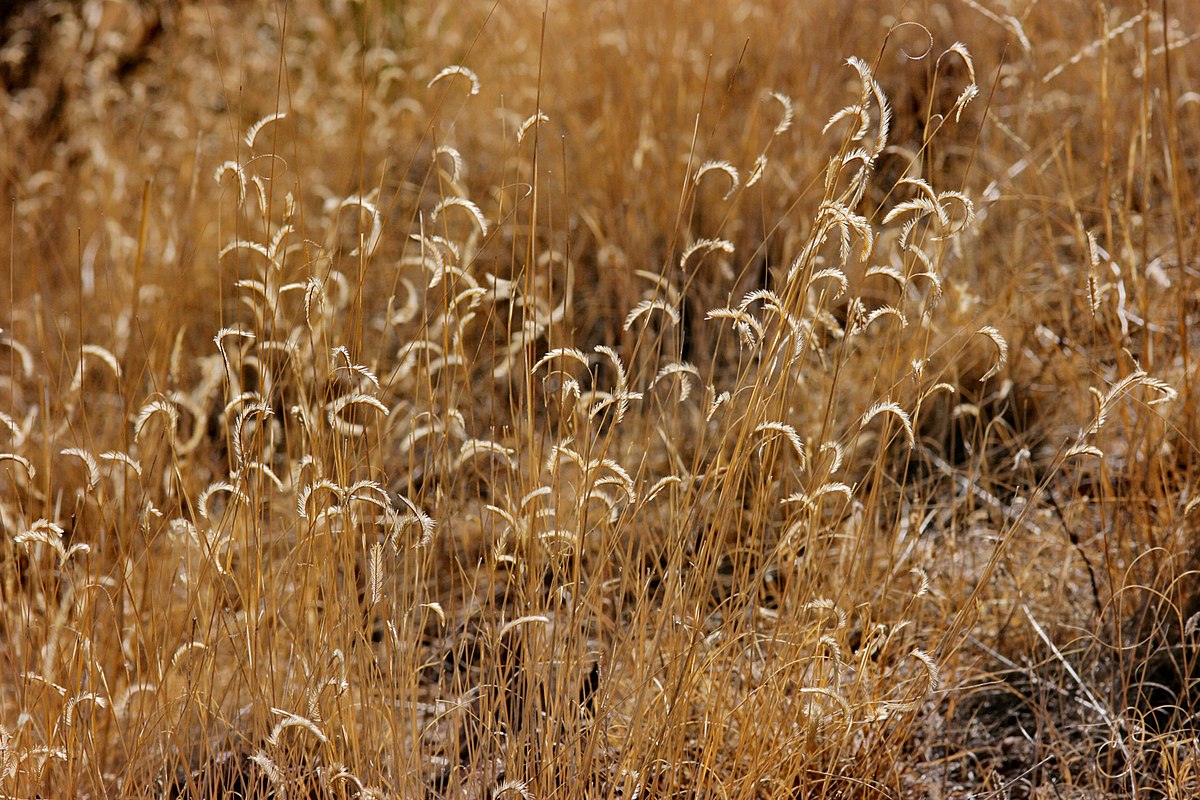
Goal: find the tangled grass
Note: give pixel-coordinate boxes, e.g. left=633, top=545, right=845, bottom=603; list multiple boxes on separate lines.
left=1, top=1, right=1199, bottom=797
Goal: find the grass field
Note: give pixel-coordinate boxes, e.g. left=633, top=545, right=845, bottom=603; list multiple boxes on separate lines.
left=2, top=1, right=1199, bottom=797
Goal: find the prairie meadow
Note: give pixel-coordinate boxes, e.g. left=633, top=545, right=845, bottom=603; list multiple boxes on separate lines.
left=1, top=0, right=1198, bottom=797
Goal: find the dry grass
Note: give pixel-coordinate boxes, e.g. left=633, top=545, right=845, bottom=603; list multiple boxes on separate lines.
left=1, top=0, right=1199, bottom=797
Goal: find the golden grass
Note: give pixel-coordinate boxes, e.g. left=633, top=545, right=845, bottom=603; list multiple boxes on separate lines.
left=1, top=0, right=1198, bottom=797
